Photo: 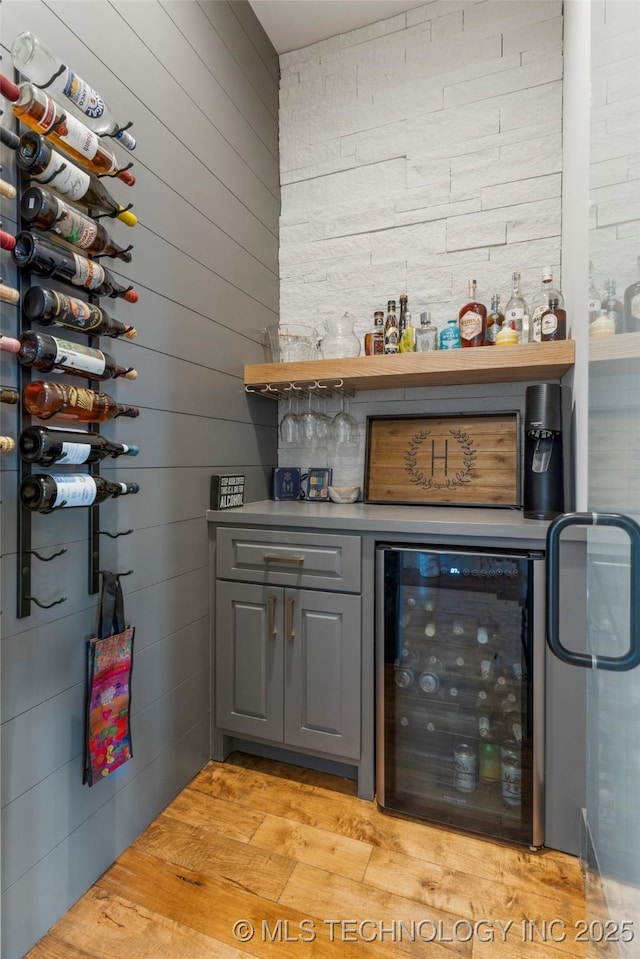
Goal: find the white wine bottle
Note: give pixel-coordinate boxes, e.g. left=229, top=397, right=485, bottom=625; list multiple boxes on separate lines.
left=20, top=472, right=140, bottom=511
left=19, top=425, right=138, bottom=466
left=0, top=331, right=138, bottom=381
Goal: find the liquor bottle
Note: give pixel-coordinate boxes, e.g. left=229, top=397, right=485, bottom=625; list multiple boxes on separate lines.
left=439, top=318, right=461, bottom=350
left=15, top=132, right=137, bottom=227
left=21, top=186, right=133, bottom=262
left=541, top=297, right=567, bottom=341
left=458, top=280, right=486, bottom=347
left=9, top=231, right=139, bottom=302
left=0, top=331, right=138, bottom=381
left=589, top=309, right=616, bottom=338
left=19, top=425, right=138, bottom=466
left=504, top=271, right=530, bottom=343
left=0, top=74, right=134, bottom=185
left=623, top=256, right=640, bottom=333
left=484, top=292, right=504, bottom=346
left=588, top=262, right=601, bottom=325
left=530, top=269, right=563, bottom=342
left=23, top=287, right=137, bottom=340
left=0, top=387, right=20, bottom=405
left=23, top=380, right=139, bottom=423
left=20, top=471, right=140, bottom=511
left=11, top=31, right=136, bottom=151
left=398, top=294, right=415, bottom=352
left=600, top=278, right=623, bottom=334
left=364, top=311, right=385, bottom=355
left=0, top=436, right=16, bottom=453
left=384, top=299, right=399, bottom=354
left=414, top=311, right=438, bottom=352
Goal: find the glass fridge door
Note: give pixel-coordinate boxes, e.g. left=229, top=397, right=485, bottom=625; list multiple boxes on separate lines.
left=376, top=545, right=544, bottom=847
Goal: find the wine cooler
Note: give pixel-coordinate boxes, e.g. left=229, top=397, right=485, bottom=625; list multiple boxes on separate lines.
left=376, top=544, right=545, bottom=848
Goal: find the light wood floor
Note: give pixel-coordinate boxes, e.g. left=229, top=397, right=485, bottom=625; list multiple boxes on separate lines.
left=27, top=753, right=588, bottom=958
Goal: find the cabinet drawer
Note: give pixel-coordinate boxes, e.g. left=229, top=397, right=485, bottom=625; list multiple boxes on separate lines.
left=216, top=527, right=361, bottom=592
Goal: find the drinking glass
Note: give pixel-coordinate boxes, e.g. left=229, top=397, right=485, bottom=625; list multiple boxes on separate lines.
left=279, top=394, right=301, bottom=445
left=332, top=395, right=358, bottom=445
left=299, top=393, right=324, bottom=443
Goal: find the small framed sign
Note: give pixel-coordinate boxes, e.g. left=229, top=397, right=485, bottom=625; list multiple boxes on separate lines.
left=303, top=467, right=333, bottom=501
left=272, top=467, right=301, bottom=500
left=210, top=474, right=245, bottom=510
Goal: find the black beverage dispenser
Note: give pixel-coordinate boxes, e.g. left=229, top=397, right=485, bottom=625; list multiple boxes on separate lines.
left=523, top=383, right=564, bottom=520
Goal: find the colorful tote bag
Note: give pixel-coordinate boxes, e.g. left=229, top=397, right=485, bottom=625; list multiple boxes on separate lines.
left=84, top=572, right=134, bottom=786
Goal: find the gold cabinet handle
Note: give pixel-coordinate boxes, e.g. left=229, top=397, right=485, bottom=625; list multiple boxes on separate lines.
left=263, top=553, right=305, bottom=565
left=286, top=597, right=295, bottom=641
left=267, top=595, right=277, bottom=639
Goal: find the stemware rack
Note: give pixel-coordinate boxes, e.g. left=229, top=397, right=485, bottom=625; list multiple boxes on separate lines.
left=245, top=378, right=354, bottom=400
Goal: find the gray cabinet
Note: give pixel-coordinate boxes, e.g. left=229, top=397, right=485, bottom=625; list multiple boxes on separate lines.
left=215, top=581, right=360, bottom=759
left=213, top=525, right=364, bottom=777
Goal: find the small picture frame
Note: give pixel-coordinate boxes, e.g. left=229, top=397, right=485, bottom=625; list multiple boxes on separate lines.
left=302, top=467, right=333, bottom=501
left=272, top=467, right=301, bottom=500
left=210, top=474, right=245, bottom=510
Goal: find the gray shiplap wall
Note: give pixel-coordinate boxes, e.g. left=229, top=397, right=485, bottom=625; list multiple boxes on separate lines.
left=0, top=2, right=278, bottom=955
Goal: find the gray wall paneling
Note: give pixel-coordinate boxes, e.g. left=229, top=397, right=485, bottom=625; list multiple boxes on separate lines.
left=0, top=2, right=279, bottom=955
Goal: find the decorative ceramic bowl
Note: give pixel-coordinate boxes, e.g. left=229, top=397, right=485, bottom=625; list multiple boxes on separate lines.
left=328, top=485, right=361, bottom=504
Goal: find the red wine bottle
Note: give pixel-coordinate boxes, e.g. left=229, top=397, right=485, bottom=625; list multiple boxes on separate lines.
left=1, top=332, right=138, bottom=381
left=20, top=472, right=140, bottom=511
left=14, top=131, right=137, bottom=227
left=19, top=425, right=138, bottom=466
left=5, top=230, right=139, bottom=301
left=23, top=380, right=139, bottom=423
left=22, top=287, right=136, bottom=340
left=21, top=186, right=133, bottom=262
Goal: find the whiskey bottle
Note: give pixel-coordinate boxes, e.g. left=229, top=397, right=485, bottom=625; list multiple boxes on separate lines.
left=21, top=186, right=133, bottom=262
left=23, top=287, right=137, bottom=340
left=384, top=299, right=399, bottom=354
left=19, top=425, right=138, bottom=466
left=504, top=271, right=530, bottom=343
left=11, top=31, right=136, bottom=151
left=23, top=380, right=139, bottom=423
left=15, top=132, right=137, bottom=227
left=623, top=257, right=640, bottom=333
left=0, top=436, right=16, bottom=453
left=588, top=262, right=601, bottom=325
left=458, top=280, right=486, bottom=347
left=484, top=292, right=504, bottom=346
left=20, top=471, right=140, bottom=511
left=1, top=73, right=134, bottom=185
left=541, top=297, right=567, bottom=341
left=530, top=269, right=563, bottom=342
left=9, top=231, right=139, bottom=301
left=1, top=331, right=138, bottom=381
left=601, top=279, right=623, bottom=334
left=364, top=310, right=385, bottom=355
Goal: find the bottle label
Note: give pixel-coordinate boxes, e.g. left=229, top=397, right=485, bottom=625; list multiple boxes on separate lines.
left=63, top=70, right=105, bottom=119
left=57, top=442, right=92, bottom=465
left=66, top=387, right=96, bottom=412
left=48, top=472, right=97, bottom=507
left=72, top=253, right=106, bottom=291
left=385, top=329, right=399, bottom=354
left=631, top=292, right=640, bottom=319
left=49, top=292, right=102, bottom=332
left=531, top=306, right=546, bottom=342
left=54, top=338, right=107, bottom=376
left=542, top=312, right=558, bottom=335
left=47, top=196, right=98, bottom=249
left=459, top=310, right=483, bottom=340
left=37, top=92, right=100, bottom=160
left=507, top=307, right=524, bottom=322
left=35, top=148, right=91, bottom=201
left=588, top=298, right=600, bottom=314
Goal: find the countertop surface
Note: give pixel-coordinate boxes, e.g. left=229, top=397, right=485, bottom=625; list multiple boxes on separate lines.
left=207, top=500, right=555, bottom=543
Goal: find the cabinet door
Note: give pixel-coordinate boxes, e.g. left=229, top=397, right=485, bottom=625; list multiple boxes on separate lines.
left=215, top=581, right=283, bottom=742
left=284, top=588, right=361, bottom=760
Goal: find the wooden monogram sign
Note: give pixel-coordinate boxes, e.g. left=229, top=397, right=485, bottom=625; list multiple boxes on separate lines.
left=364, top=412, right=519, bottom=507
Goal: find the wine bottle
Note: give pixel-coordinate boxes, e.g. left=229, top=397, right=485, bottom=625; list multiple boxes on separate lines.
left=1, top=331, right=138, bottom=381
left=0, top=73, right=134, bottom=185
left=23, top=380, right=139, bottom=423
left=0, top=125, right=20, bottom=150
left=7, top=230, right=139, bottom=302
left=0, top=387, right=20, bottom=405
left=19, top=425, right=138, bottom=466
left=21, top=186, right=133, bottom=262
left=0, top=436, right=16, bottom=453
left=23, top=287, right=137, bottom=340
left=11, top=31, right=136, bottom=151
left=20, top=472, right=140, bottom=511
left=14, top=131, right=137, bottom=227
left=0, top=177, right=16, bottom=199
left=0, top=282, right=20, bottom=305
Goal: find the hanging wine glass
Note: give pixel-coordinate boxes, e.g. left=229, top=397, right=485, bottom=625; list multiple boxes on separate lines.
left=332, top=394, right=358, bottom=445
left=279, top=393, right=301, bottom=445
left=299, top=392, right=323, bottom=443
left=314, top=391, right=334, bottom=442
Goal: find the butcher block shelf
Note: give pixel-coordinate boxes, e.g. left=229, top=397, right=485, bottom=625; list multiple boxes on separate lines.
left=245, top=340, right=575, bottom=393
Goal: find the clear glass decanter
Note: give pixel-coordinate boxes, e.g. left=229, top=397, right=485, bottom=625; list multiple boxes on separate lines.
left=320, top=312, right=362, bottom=359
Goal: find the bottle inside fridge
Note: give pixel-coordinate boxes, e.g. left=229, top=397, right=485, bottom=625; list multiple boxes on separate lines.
left=376, top=544, right=545, bottom=847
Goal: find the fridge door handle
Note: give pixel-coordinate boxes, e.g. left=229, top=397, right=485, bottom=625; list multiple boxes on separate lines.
left=546, top=511, right=640, bottom=671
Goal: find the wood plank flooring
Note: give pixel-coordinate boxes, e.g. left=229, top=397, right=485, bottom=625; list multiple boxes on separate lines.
left=26, top=754, right=587, bottom=958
